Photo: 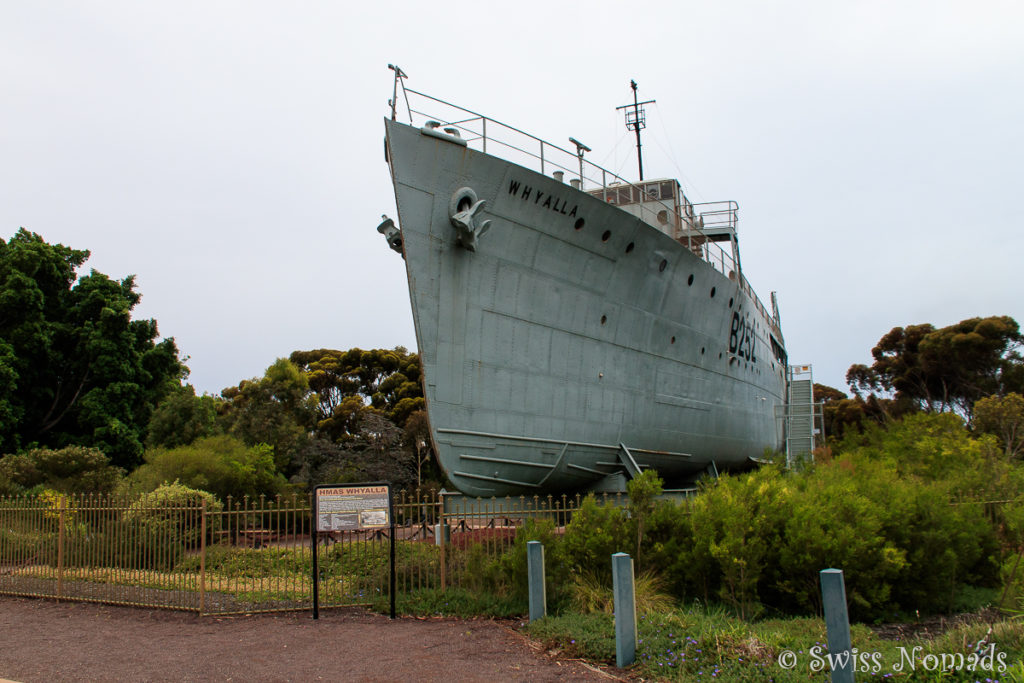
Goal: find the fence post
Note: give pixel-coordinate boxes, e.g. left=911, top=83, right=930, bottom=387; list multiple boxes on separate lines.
left=612, top=552, right=637, bottom=668
left=56, top=495, right=66, bottom=602
left=438, top=495, right=447, bottom=590
left=527, top=541, right=545, bottom=622
left=820, top=568, right=855, bottom=683
left=199, top=499, right=207, bottom=616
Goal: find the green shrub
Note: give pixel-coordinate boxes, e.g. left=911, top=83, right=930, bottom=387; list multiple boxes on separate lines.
left=662, top=433, right=1004, bottom=621
left=773, top=460, right=907, bottom=617
left=0, top=454, right=37, bottom=495
left=128, top=435, right=288, bottom=502
left=838, top=412, right=1009, bottom=495
left=0, top=446, right=122, bottom=495
left=0, top=484, right=220, bottom=571
left=119, top=482, right=222, bottom=569
left=487, top=517, right=567, bottom=603
left=883, top=482, right=998, bottom=614
left=0, top=527, right=54, bottom=562
left=687, top=467, right=789, bottom=619
left=826, top=418, right=1003, bottom=616
left=561, top=495, right=631, bottom=584
left=627, top=470, right=664, bottom=563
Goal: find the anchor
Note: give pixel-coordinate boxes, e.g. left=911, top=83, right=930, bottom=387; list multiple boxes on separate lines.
left=449, top=187, right=491, bottom=252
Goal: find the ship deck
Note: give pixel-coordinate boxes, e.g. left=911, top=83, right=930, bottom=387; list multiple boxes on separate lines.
left=390, top=84, right=781, bottom=340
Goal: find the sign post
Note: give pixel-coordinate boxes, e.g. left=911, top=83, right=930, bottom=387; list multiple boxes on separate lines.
left=312, top=483, right=395, bottom=620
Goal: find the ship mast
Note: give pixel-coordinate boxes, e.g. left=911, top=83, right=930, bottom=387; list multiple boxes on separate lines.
left=616, top=80, right=655, bottom=181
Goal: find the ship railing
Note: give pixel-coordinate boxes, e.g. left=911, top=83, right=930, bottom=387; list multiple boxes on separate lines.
left=394, top=86, right=777, bottom=329
left=691, top=201, right=737, bottom=231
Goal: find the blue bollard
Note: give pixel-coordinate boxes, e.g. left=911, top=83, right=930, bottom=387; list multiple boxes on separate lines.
left=820, top=568, right=855, bottom=683
left=527, top=541, right=546, bottom=622
left=612, top=552, right=637, bottom=668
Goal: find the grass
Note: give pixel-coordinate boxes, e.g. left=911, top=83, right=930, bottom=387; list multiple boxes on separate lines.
left=526, top=603, right=1024, bottom=682
left=9, top=564, right=200, bottom=592
left=379, top=587, right=527, bottom=618
left=569, top=569, right=676, bottom=615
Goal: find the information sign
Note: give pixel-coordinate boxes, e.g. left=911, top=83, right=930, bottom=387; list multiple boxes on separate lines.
left=312, top=482, right=395, bottom=620
left=316, top=485, right=390, bottom=532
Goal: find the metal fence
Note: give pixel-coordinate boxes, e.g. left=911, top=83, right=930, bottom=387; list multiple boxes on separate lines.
left=0, top=490, right=592, bottom=615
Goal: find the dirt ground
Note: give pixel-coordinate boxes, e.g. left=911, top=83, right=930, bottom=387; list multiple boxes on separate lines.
left=0, top=597, right=620, bottom=682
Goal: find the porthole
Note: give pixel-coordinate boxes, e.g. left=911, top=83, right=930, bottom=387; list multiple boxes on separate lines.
left=728, top=297, right=734, bottom=308
left=659, top=259, right=668, bottom=272
left=600, top=315, right=607, bottom=325
left=625, top=242, right=635, bottom=253
left=602, top=230, right=611, bottom=242
left=687, top=274, right=694, bottom=286
left=710, top=287, right=716, bottom=298
left=670, top=336, right=676, bottom=344
left=701, top=347, right=705, bottom=355
left=574, top=218, right=585, bottom=231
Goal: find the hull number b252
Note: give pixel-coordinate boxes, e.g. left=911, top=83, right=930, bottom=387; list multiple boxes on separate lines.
left=729, top=312, right=756, bottom=362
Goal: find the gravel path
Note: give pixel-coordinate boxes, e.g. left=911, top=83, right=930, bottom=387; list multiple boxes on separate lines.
left=0, top=597, right=619, bottom=682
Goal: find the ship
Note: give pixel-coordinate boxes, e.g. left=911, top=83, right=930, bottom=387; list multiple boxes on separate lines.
left=379, top=67, right=789, bottom=497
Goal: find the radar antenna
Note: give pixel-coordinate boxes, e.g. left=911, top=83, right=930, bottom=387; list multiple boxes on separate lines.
left=616, top=80, right=655, bottom=181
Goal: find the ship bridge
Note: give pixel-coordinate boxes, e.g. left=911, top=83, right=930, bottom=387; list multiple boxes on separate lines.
left=587, top=179, right=740, bottom=279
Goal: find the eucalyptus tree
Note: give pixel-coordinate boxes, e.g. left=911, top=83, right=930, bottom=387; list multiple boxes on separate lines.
left=847, top=316, right=1023, bottom=420
left=289, top=346, right=424, bottom=438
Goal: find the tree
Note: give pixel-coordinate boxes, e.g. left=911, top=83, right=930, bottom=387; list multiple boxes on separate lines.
left=146, top=385, right=220, bottom=449
left=401, top=409, right=439, bottom=489
left=219, top=349, right=427, bottom=487
left=290, top=412, right=420, bottom=490
left=314, top=395, right=368, bottom=442
left=918, top=317, right=1023, bottom=413
left=847, top=316, right=1023, bottom=420
left=974, top=392, right=1024, bottom=459
left=289, top=347, right=423, bottom=437
left=0, top=229, right=186, bottom=468
left=219, top=358, right=317, bottom=473
left=814, top=383, right=912, bottom=441
left=815, top=384, right=856, bottom=441
left=847, top=323, right=935, bottom=407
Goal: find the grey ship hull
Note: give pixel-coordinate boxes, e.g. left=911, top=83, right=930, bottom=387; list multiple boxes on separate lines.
left=385, top=118, right=787, bottom=497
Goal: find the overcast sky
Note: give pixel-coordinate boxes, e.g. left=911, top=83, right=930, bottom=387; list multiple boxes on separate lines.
left=3, top=0, right=1022, bottom=397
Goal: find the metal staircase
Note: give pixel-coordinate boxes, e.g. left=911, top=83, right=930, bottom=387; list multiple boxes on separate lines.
left=779, top=364, right=824, bottom=466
